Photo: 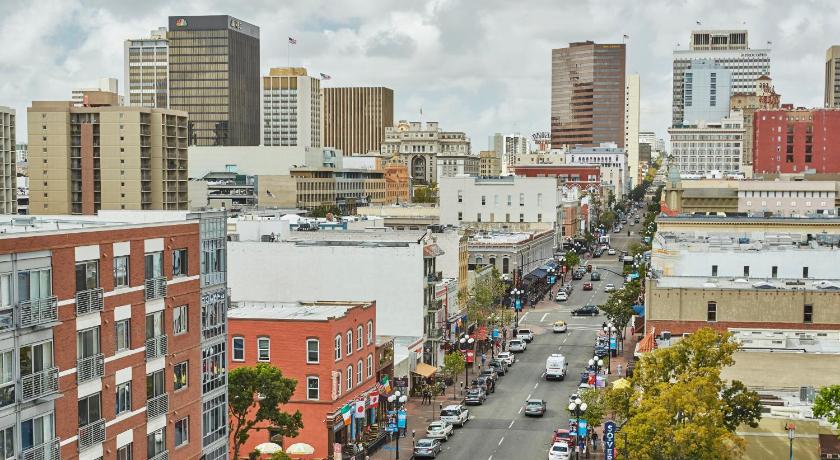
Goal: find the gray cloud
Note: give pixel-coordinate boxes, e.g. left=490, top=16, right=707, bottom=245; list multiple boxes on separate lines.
left=366, top=30, right=418, bottom=58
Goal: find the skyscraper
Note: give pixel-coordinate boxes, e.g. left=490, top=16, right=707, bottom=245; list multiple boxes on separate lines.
left=551, top=41, right=626, bottom=149
left=683, top=60, right=732, bottom=125
left=825, top=46, right=840, bottom=108
left=672, top=30, right=770, bottom=126
left=168, top=15, right=260, bottom=146
left=0, top=107, right=15, bottom=214
left=322, top=86, right=394, bottom=155
left=624, top=74, right=640, bottom=187
left=262, top=67, right=321, bottom=147
left=125, top=27, right=169, bottom=108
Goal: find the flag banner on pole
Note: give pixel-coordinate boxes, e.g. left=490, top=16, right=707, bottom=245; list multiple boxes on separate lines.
left=320, top=73, right=332, bottom=80
left=369, top=391, right=379, bottom=407
left=288, top=37, right=297, bottom=44
left=354, top=400, right=366, bottom=418
left=341, top=404, right=352, bottom=425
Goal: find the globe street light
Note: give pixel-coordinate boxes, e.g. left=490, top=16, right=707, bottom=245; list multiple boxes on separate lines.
left=510, top=288, right=524, bottom=328
left=588, top=356, right=604, bottom=376
left=604, top=323, right=617, bottom=373
left=568, top=398, right=588, bottom=460
left=387, top=391, right=409, bottom=458
left=459, top=335, right=475, bottom=385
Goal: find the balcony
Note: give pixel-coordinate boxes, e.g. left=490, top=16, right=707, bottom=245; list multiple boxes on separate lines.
left=75, top=288, right=104, bottom=316
left=145, top=334, right=168, bottom=361
left=77, top=354, right=104, bottom=384
left=145, top=277, right=167, bottom=301
left=146, top=393, right=169, bottom=420
left=21, top=367, right=59, bottom=401
left=20, top=296, right=58, bottom=328
left=21, top=438, right=60, bottom=460
left=77, top=418, right=105, bottom=452
left=426, top=271, right=443, bottom=283
left=149, top=451, right=169, bottom=460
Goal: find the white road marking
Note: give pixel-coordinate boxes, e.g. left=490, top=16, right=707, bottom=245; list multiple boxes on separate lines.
left=518, top=406, right=523, bottom=414
left=563, top=337, right=568, bottom=343
left=534, top=382, right=539, bottom=389
left=508, top=420, right=515, bottom=429
left=498, top=437, right=504, bottom=447
left=520, top=312, right=529, bottom=323
left=540, top=313, right=548, bottom=322
left=488, top=456, right=493, bottom=460
left=527, top=393, right=532, bottom=399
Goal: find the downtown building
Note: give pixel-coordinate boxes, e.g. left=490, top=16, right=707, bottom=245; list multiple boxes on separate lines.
left=0, top=107, right=15, bottom=214
left=753, top=107, right=840, bottom=175
left=262, top=68, right=321, bottom=148
left=551, top=41, right=626, bottom=149
left=826, top=46, right=840, bottom=108
left=168, top=15, right=260, bottom=146
left=625, top=74, right=640, bottom=187
left=322, top=87, right=394, bottom=156
left=668, top=111, right=745, bottom=176
left=566, top=143, right=629, bottom=200
left=124, top=27, right=169, bottom=109
left=379, top=121, right=470, bottom=185
left=0, top=211, right=228, bottom=460
left=729, top=76, right=781, bottom=176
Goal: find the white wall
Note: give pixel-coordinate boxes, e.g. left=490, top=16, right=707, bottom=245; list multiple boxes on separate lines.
left=228, top=241, right=426, bottom=337
left=652, top=247, right=839, bottom=280
left=439, top=176, right=560, bottom=227
left=432, top=230, right=461, bottom=280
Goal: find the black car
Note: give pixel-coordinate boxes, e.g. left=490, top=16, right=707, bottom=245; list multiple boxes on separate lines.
left=571, top=305, right=600, bottom=316
left=592, top=249, right=602, bottom=258
left=572, top=271, right=583, bottom=280
left=489, top=359, right=507, bottom=376
left=476, top=375, right=495, bottom=393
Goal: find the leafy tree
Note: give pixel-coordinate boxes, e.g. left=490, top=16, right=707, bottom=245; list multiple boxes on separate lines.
left=230, top=364, right=304, bottom=460
left=599, top=281, right=639, bottom=350
left=721, top=380, right=762, bottom=431
left=562, top=252, right=580, bottom=273
left=269, top=452, right=292, bottom=460
left=441, top=351, right=466, bottom=398
left=814, top=385, right=840, bottom=430
left=599, top=211, right=617, bottom=230
left=413, top=182, right=439, bottom=203
left=465, top=268, right=505, bottom=326
left=568, top=389, right=607, bottom=427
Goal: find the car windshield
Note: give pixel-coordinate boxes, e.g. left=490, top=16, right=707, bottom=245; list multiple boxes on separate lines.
left=440, top=409, right=458, bottom=416
left=552, top=444, right=569, bottom=452
left=428, top=423, right=442, bottom=430
left=511, top=340, right=522, bottom=344
left=467, top=389, right=480, bottom=395
left=527, top=400, right=542, bottom=406
left=416, top=440, right=433, bottom=447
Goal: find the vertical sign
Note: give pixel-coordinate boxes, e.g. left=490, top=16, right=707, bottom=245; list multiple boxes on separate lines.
left=604, top=420, right=616, bottom=460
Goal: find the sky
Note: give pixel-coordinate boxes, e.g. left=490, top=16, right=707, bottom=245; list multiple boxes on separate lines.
left=1, top=0, right=838, bottom=150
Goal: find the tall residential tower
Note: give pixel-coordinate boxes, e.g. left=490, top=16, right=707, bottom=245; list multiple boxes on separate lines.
left=0, top=107, right=15, bottom=214
left=825, top=46, right=840, bottom=108
left=125, top=27, right=169, bottom=108
left=624, top=74, right=640, bottom=187
left=262, top=67, right=321, bottom=147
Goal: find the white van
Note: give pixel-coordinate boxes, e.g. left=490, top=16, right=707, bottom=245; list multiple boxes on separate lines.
left=545, top=354, right=567, bottom=380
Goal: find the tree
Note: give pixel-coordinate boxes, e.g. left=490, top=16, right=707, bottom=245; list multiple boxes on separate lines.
left=441, top=351, right=466, bottom=398
left=599, top=211, right=617, bottom=230
left=599, top=282, right=638, bottom=350
left=413, top=182, right=439, bottom=203
left=814, top=385, right=840, bottom=430
left=569, top=389, right=607, bottom=428
left=310, top=205, right=341, bottom=218
left=268, top=452, right=292, bottom=460
left=721, top=380, right=762, bottom=431
left=230, top=364, right=304, bottom=460
left=465, top=268, right=505, bottom=326
left=562, top=252, right=580, bottom=273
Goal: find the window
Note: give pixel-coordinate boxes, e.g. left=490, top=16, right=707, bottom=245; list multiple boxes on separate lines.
left=78, top=393, right=102, bottom=427
left=113, top=256, right=130, bottom=288
left=257, top=337, right=270, bottom=362
left=173, top=305, right=188, bottom=335
left=145, top=252, right=163, bottom=280
left=502, top=258, right=509, bottom=274
left=75, top=260, right=99, bottom=292
left=202, top=342, right=226, bottom=394
left=346, top=365, right=353, bottom=390
left=307, top=376, right=319, bottom=400
left=306, top=339, right=319, bottom=364
left=712, top=265, right=718, bottom=277
left=0, top=351, right=12, bottom=408
left=707, top=302, right=717, bottom=322
left=232, top=337, right=244, bottom=361
left=367, top=354, right=373, bottom=378
left=519, top=193, right=524, bottom=206
left=346, top=330, right=353, bottom=356
left=175, top=417, right=189, bottom=447
left=147, top=370, right=165, bottom=401
left=803, top=267, right=809, bottom=279
left=147, top=427, right=166, bottom=459
left=771, top=266, right=778, bottom=278
left=357, top=326, right=363, bottom=350
left=336, top=371, right=342, bottom=396
left=174, top=361, right=188, bottom=390
left=77, top=326, right=100, bottom=359
left=145, top=311, right=163, bottom=340
left=21, top=413, right=52, bottom=452
left=116, top=382, right=132, bottom=415
left=0, top=426, right=11, bottom=460
left=457, top=212, right=462, bottom=221
left=477, top=213, right=481, bottom=222
left=202, top=394, right=226, bottom=447
left=743, top=266, right=750, bottom=277
left=356, top=359, right=363, bottom=384
left=804, top=304, right=813, bottom=323
left=367, top=321, right=373, bottom=345
left=481, top=195, right=486, bottom=205
left=334, top=335, right=342, bottom=361
left=519, top=213, right=524, bottom=223
left=19, top=341, right=53, bottom=376
left=172, top=249, right=188, bottom=277
left=117, top=443, right=133, bottom=460
left=457, top=191, right=462, bottom=203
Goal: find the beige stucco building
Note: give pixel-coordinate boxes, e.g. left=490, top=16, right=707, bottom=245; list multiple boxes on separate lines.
left=479, top=150, right=501, bottom=176
left=380, top=121, right=470, bottom=185
left=28, top=101, right=188, bottom=214
left=0, top=107, right=15, bottom=214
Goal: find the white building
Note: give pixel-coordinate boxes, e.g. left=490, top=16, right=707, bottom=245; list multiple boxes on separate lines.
left=380, top=121, right=470, bottom=185
left=668, top=111, right=744, bottom=175
left=188, top=145, right=342, bottom=178
left=467, top=229, right=556, bottom=277
left=625, top=74, right=640, bottom=188
left=737, top=181, right=837, bottom=216
left=566, top=143, right=629, bottom=200
left=71, top=77, right=123, bottom=106
left=435, top=155, right=479, bottom=182
left=263, top=67, right=322, bottom=148
left=502, top=134, right=528, bottom=175
left=673, top=30, right=770, bottom=126
left=683, top=60, right=732, bottom=125
left=124, top=27, right=169, bottom=108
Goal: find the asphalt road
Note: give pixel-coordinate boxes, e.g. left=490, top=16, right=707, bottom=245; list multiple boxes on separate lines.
left=431, top=218, right=642, bottom=460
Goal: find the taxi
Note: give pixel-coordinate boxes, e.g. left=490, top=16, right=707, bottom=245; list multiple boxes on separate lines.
left=552, top=320, right=568, bottom=333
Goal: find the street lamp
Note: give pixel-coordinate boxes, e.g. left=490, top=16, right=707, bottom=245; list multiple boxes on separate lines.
left=568, top=398, right=588, bottom=460
left=604, top=323, right=617, bottom=373
left=387, top=391, right=409, bottom=459
left=588, top=356, right=604, bottom=376
left=510, top=288, right=524, bottom=328
left=459, top=335, right=475, bottom=385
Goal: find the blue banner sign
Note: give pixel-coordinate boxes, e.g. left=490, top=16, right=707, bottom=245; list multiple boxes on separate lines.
left=604, top=421, right=616, bottom=460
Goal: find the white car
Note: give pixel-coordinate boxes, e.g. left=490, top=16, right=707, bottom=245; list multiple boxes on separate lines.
left=498, top=351, right=516, bottom=366
left=608, top=248, right=617, bottom=255
left=439, top=405, right=470, bottom=427
left=426, top=420, right=454, bottom=441
left=555, top=291, right=568, bottom=302
left=516, top=328, right=535, bottom=342
left=509, top=339, right=527, bottom=353
left=548, top=441, right=571, bottom=460
left=552, top=321, right=568, bottom=333
left=604, top=283, right=616, bottom=292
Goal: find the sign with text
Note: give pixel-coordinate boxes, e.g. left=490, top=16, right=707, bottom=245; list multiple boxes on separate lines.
left=466, top=350, right=475, bottom=363
left=604, top=421, right=616, bottom=460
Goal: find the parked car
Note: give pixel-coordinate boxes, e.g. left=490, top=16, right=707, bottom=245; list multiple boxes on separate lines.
left=425, top=421, right=453, bottom=441
left=489, top=359, right=507, bottom=375
left=480, top=368, right=499, bottom=383
left=572, top=271, right=584, bottom=280
left=476, top=375, right=495, bottom=393
left=571, top=305, right=600, bottom=316
left=604, top=283, right=616, bottom=292
left=524, top=398, right=547, bottom=417
left=552, top=320, right=568, bottom=333
left=516, top=328, right=535, bottom=342
left=590, top=271, right=601, bottom=281
left=592, top=249, right=602, bottom=258
left=613, top=227, right=621, bottom=233
left=582, top=282, right=593, bottom=291
left=549, top=441, right=572, bottom=460
left=413, top=438, right=442, bottom=458
left=498, top=351, right=516, bottom=366
left=465, top=387, right=487, bottom=405
left=439, top=405, right=470, bottom=427
left=563, top=284, right=574, bottom=294
left=607, top=248, right=617, bottom=255
left=509, top=339, right=526, bottom=352
left=555, top=291, right=568, bottom=302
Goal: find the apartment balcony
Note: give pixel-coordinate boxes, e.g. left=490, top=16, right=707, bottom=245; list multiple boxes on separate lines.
left=20, top=296, right=58, bottom=328
left=426, top=271, right=443, bottom=283
left=76, top=353, right=104, bottom=384
left=144, top=277, right=167, bottom=301
left=21, top=438, right=60, bottom=460
left=77, top=418, right=105, bottom=452
left=145, top=334, right=168, bottom=361
left=146, top=393, right=169, bottom=420
left=20, top=367, right=59, bottom=402
left=148, top=451, right=169, bottom=460
left=427, top=300, right=443, bottom=312
left=75, top=288, right=104, bottom=316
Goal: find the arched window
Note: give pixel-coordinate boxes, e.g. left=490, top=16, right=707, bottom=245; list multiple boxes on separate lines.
left=346, top=365, right=353, bottom=391
left=346, top=330, right=353, bottom=356
left=334, top=335, right=342, bottom=361
left=357, top=360, right=363, bottom=384
left=357, top=326, right=363, bottom=350
left=367, top=354, right=373, bottom=378
left=367, top=321, right=373, bottom=345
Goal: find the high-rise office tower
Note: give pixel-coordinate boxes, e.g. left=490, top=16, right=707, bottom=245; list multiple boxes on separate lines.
left=322, top=87, right=394, bottom=155
left=262, top=68, right=321, bottom=147
left=825, top=46, right=840, bottom=108
left=0, top=107, right=15, bottom=214
left=624, top=74, right=640, bottom=188
left=125, top=27, right=169, bottom=108
left=672, top=30, right=770, bottom=126
left=28, top=100, right=188, bottom=215
left=683, top=60, right=732, bottom=125
left=551, top=41, right=626, bottom=149
left=168, top=15, right=259, bottom=146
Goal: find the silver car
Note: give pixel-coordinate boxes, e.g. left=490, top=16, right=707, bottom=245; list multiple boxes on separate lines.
left=425, top=420, right=453, bottom=441
left=509, top=339, right=526, bottom=353
left=413, top=438, right=442, bottom=458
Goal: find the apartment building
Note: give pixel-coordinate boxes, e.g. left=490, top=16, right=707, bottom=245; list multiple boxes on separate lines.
left=729, top=76, right=781, bottom=176
left=323, top=87, right=394, bottom=156
left=383, top=162, right=409, bottom=204
left=262, top=68, right=321, bottom=148
left=511, top=165, right=601, bottom=195
left=668, top=111, right=744, bottom=175
left=0, top=211, right=228, bottom=460
left=753, top=108, right=840, bottom=175
left=826, top=46, right=840, bottom=108
left=566, top=143, right=629, bottom=200
left=435, top=155, right=479, bottom=182
left=0, top=107, right=15, bottom=214
left=27, top=101, right=188, bottom=215
left=124, top=27, right=169, bottom=108
left=479, top=151, right=501, bottom=177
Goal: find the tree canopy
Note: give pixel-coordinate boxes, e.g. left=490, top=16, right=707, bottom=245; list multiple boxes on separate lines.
left=814, top=385, right=840, bottom=431
left=465, top=268, right=506, bottom=326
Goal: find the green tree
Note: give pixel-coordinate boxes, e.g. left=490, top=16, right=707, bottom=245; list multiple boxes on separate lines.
left=599, top=211, right=617, bottom=230
left=562, top=252, right=580, bottom=273
left=814, top=385, right=840, bottom=430
left=310, top=205, right=341, bottom=218
left=413, top=182, right=439, bottom=203
left=721, top=380, right=762, bottom=431
left=465, top=268, right=505, bottom=326
left=268, top=452, right=292, bottom=460
left=599, top=281, right=639, bottom=350
left=229, top=364, right=304, bottom=460
left=568, top=389, right=607, bottom=427
left=441, top=351, right=466, bottom=398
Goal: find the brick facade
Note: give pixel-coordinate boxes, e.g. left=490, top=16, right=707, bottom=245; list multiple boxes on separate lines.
left=754, top=109, right=840, bottom=174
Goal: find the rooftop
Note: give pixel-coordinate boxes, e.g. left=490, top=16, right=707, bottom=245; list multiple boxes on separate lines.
left=0, top=212, right=195, bottom=236
left=229, top=300, right=373, bottom=321
left=469, top=229, right=553, bottom=246
left=655, top=230, right=840, bottom=251
left=285, top=230, right=427, bottom=245
left=657, top=214, right=840, bottom=224
left=653, top=276, right=840, bottom=292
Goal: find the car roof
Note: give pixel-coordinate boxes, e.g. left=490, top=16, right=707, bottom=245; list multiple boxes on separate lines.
left=443, top=404, right=461, bottom=410
left=526, top=398, right=544, bottom=403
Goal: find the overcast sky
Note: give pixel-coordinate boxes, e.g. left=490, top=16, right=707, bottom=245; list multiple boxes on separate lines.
left=1, top=0, right=837, bottom=150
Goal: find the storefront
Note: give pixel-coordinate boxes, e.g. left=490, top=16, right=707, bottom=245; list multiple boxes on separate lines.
left=326, top=386, right=386, bottom=460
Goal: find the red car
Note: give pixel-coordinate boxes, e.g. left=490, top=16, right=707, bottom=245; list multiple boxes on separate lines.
left=551, top=428, right=576, bottom=445
left=582, top=282, right=593, bottom=291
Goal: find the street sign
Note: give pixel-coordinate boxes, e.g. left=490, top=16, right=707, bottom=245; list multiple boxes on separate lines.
left=604, top=421, right=616, bottom=460
left=515, top=299, right=522, bottom=311
left=609, top=337, right=617, bottom=350
left=578, top=419, right=588, bottom=436
left=466, top=350, right=475, bottom=363
left=492, top=328, right=500, bottom=339
left=397, top=409, right=407, bottom=428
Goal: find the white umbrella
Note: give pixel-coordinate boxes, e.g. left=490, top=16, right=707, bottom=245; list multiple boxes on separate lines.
left=255, top=442, right=283, bottom=454
left=286, top=443, right=315, bottom=455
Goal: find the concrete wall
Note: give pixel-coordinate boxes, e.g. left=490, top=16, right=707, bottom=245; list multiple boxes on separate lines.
left=439, top=176, right=561, bottom=227
left=188, top=145, right=338, bottom=178
left=256, top=175, right=297, bottom=208
left=652, top=247, right=839, bottom=279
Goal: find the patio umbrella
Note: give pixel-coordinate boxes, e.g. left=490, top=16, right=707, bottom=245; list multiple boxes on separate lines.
left=611, top=378, right=631, bottom=390
left=286, top=443, right=315, bottom=455
left=255, top=442, right=283, bottom=454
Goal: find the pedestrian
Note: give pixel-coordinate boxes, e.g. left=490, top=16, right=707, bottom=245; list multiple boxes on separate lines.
left=617, top=363, right=623, bottom=378
left=591, top=432, right=599, bottom=452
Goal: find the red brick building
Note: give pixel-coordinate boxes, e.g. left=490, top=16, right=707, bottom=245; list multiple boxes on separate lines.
left=753, top=108, right=840, bottom=174
left=229, top=301, right=379, bottom=460
left=0, top=211, right=229, bottom=460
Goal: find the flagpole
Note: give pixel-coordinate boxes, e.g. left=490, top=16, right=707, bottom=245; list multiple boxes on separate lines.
left=287, top=41, right=290, bottom=67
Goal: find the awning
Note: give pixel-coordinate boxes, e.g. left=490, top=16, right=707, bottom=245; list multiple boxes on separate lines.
left=412, top=362, right=437, bottom=378
left=531, top=268, right=548, bottom=279
left=522, top=274, right=538, bottom=286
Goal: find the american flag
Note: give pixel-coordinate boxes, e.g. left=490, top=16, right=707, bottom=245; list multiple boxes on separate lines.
left=320, top=73, right=331, bottom=80
left=288, top=37, right=297, bottom=45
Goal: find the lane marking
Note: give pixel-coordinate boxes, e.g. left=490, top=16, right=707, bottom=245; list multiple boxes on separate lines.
left=520, top=312, right=529, bottom=323
left=540, top=313, right=548, bottom=322
left=508, top=420, right=515, bottom=429
left=527, top=393, right=532, bottom=399
left=563, top=337, right=568, bottom=344
left=518, top=406, right=523, bottom=414
left=534, top=383, right=539, bottom=389
left=498, top=437, right=504, bottom=447
left=488, top=456, right=493, bottom=460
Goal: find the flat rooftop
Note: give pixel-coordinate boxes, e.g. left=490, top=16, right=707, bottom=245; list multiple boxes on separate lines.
left=229, top=300, right=372, bottom=321
left=469, top=230, right=552, bottom=245
left=0, top=211, right=196, bottom=236
left=285, top=230, right=427, bottom=245
left=653, top=276, right=840, bottom=292
left=657, top=214, right=840, bottom=223
left=655, top=231, right=840, bottom=251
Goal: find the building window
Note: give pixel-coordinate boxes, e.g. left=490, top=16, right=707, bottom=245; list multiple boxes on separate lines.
left=75, top=260, right=99, bottom=292
left=743, top=266, right=749, bottom=277
left=346, top=366, right=353, bottom=391
left=78, top=393, right=102, bottom=427
left=306, top=339, right=319, bottom=364
left=0, top=351, right=12, bottom=408
left=355, top=326, right=363, bottom=350
left=307, top=376, right=319, bottom=400
left=117, top=444, right=132, bottom=460
left=367, top=354, right=373, bottom=378
left=367, top=321, right=373, bottom=345
left=145, top=252, right=163, bottom=280
left=477, top=213, right=482, bottom=222
left=537, top=213, right=542, bottom=222
left=147, top=370, right=165, bottom=401
left=232, top=337, right=245, bottom=361
left=172, top=249, right=188, bottom=277
left=519, top=193, right=525, bottom=206
left=519, top=214, right=524, bottom=223
left=77, top=326, right=100, bottom=360
left=457, top=212, right=462, bottom=221
left=175, top=417, right=189, bottom=447
left=174, top=361, right=188, bottom=391
left=113, top=256, right=130, bottom=288
left=21, top=413, right=52, bottom=452
left=357, top=360, right=363, bottom=384
left=707, top=302, right=717, bottom=322
left=502, top=258, right=509, bottom=274
left=146, top=311, right=163, bottom=340
left=481, top=195, right=486, bottom=205
left=334, top=335, right=342, bottom=361
left=804, top=304, right=813, bottom=324
left=712, top=265, right=718, bottom=277
left=201, top=342, right=226, bottom=394
left=19, top=341, right=53, bottom=377
left=257, top=337, right=270, bottom=362
left=457, top=191, right=462, bottom=203
left=803, top=267, right=809, bottom=279
left=771, top=266, right=778, bottom=278
left=173, top=305, right=188, bottom=335
left=346, top=330, right=353, bottom=356
left=147, top=427, right=166, bottom=459
left=0, top=426, right=11, bottom=460
left=116, top=382, right=132, bottom=415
